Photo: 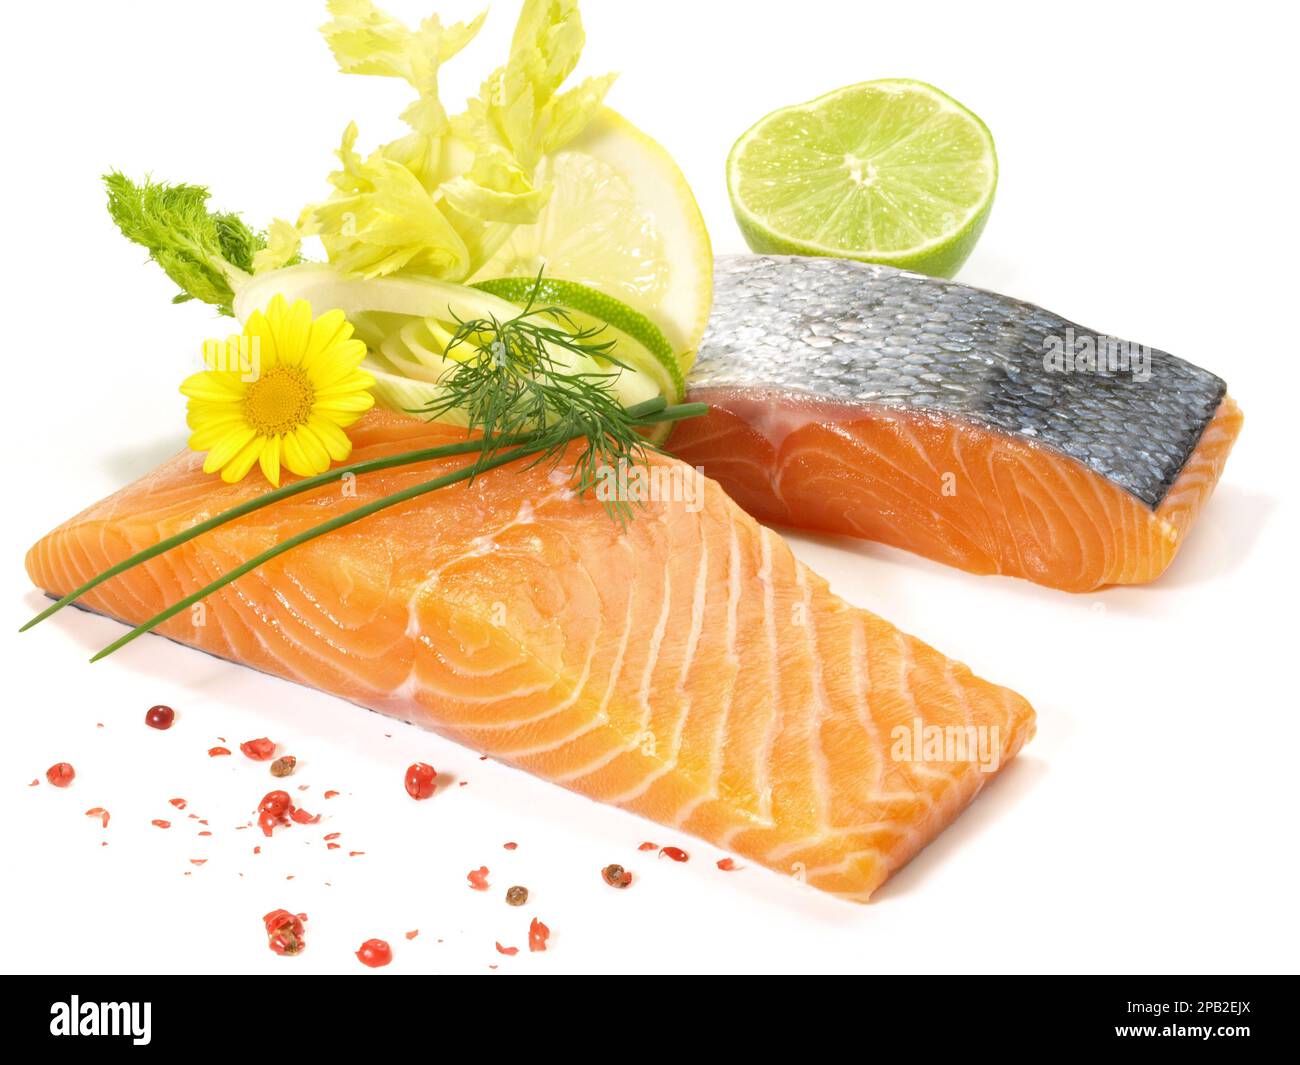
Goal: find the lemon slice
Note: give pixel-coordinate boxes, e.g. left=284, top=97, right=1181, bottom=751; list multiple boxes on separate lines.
left=472, top=107, right=714, bottom=373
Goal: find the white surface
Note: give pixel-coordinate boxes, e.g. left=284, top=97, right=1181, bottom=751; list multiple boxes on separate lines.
left=2, top=0, right=1297, bottom=975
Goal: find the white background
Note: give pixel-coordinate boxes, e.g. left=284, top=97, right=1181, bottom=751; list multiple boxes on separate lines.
left=2, top=0, right=1296, bottom=975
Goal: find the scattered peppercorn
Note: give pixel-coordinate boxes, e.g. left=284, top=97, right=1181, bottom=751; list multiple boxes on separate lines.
left=404, top=762, right=437, bottom=799
left=270, top=755, right=297, bottom=778
left=355, top=938, right=392, bottom=968
left=602, top=864, right=633, bottom=888
left=145, top=704, right=175, bottom=730
left=264, top=909, right=307, bottom=956
left=506, top=885, right=529, bottom=906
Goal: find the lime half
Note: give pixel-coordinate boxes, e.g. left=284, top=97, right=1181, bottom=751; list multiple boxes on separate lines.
left=727, top=79, right=997, bottom=278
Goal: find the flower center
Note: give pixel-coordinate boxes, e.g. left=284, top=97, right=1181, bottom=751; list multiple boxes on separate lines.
left=244, top=367, right=315, bottom=436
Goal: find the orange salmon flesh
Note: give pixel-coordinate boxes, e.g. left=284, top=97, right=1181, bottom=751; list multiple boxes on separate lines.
left=26, top=411, right=1035, bottom=901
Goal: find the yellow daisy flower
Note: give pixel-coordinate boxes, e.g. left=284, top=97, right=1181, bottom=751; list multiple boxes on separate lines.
left=180, top=295, right=375, bottom=487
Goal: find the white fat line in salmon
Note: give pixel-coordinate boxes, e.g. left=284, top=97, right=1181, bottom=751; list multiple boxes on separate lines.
left=889, top=717, right=1002, bottom=773
left=594, top=459, right=706, bottom=513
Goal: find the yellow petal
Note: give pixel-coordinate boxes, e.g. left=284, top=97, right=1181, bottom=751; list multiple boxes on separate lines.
left=313, top=390, right=376, bottom=413
left=283, top=426, right=329, bottom=477
left=306, top=340, right=369, bottom=389
left=273, top=298, right=315, bottom=368
left=308, top=416, right=353, bottom=462
left=189, top=417, right=247, bottom=451
left=221, top=435, right=266, bottom=484
left=242, top=308, right=279, bottom=372
left=303, top=308, right=353, bottom=362
left=186, top=402, right=245, bottom=430
left=258, top=435, right=283, bottom=487
left=201, top=425, right=257, bottom=473
left=180, top=370, right=247, bottom=403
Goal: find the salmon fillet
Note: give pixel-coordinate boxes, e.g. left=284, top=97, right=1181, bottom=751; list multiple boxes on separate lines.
left=26, top=411, right=1034, bottom=901
left=671, top=393, right=1243, bottom=593
left=676, top=256, right=1243, bottom=592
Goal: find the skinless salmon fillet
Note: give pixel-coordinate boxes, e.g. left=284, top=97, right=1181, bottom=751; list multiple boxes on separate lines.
left=26, top=410, right=1035, bottom=901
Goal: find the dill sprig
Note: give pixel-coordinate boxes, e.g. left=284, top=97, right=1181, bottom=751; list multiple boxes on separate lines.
left=417, top=273, right=656, bottom=522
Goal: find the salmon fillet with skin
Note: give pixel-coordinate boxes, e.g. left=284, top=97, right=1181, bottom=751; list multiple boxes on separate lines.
left=671, top=393, right=1243, bottom=593
left=674, top=256, right=1243, bottom=593
left=26, top=410, right=1034, bottom=902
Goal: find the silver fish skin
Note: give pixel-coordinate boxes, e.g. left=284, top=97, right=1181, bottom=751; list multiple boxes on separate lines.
left=690, top=255, right=1227, bottom=509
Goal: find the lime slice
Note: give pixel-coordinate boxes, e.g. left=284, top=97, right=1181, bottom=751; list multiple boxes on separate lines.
left=471, top=276, right=685, bottom=402
left=471, top=107, right=714, bottom=373
left=727, top=79, right=997, bottom=278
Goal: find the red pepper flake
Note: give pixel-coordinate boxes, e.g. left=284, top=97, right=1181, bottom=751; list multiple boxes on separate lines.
left=145, top=704, right=175, bottom=730
left=198, top=819, right=208, bottom=826
left=495, top=942, right=519, bottom=956
left=717, top=858, right=740, bottom=871
left=208, top=747, right=231, bottom=757
left=323, top=790, right=339, bottom=799
left=85, top=807, right=110, bottom=828
left=404, top=762, right=438, bottom=800
left=253, top=846, right=261, bottom=855
left=190, top=859, right=207, bottom=866
left=528, top=917, right=550, bottom=953
left=348, top=851, right=365, bottom=857
left=405, top=930, right=419, bottom=941
left=240, top=738, right=276, bottom=761
left=260, top=791, right=290, bottom=815
left=503, top=842, right=518, bottom=851
left=355, top=938, right=392, bottom=968
left=289, top=807, right=320, bottom=825
left=659, top=846, right=690, bottom=863
left=27, top=779, right=39, bottom=787
left=169, top=798, right=187, bottom=809
left=467, top=866, right=490, bottom=891
left=327, top=843, right=340, bottom=850
left=264, top=909, right=307, bottom=956
left=151, top=820, right=171, bottom=829
left=637, top=841, right=658, bottom=852
left=323, top=832, right=341, bottom=841
left=46, top=763, right=75, bottom=788
left=198, top=831, right=212, bottom=837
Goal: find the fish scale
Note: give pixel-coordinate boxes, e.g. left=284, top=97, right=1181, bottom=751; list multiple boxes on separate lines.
left=691, top=255, right=1226, bottom=509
